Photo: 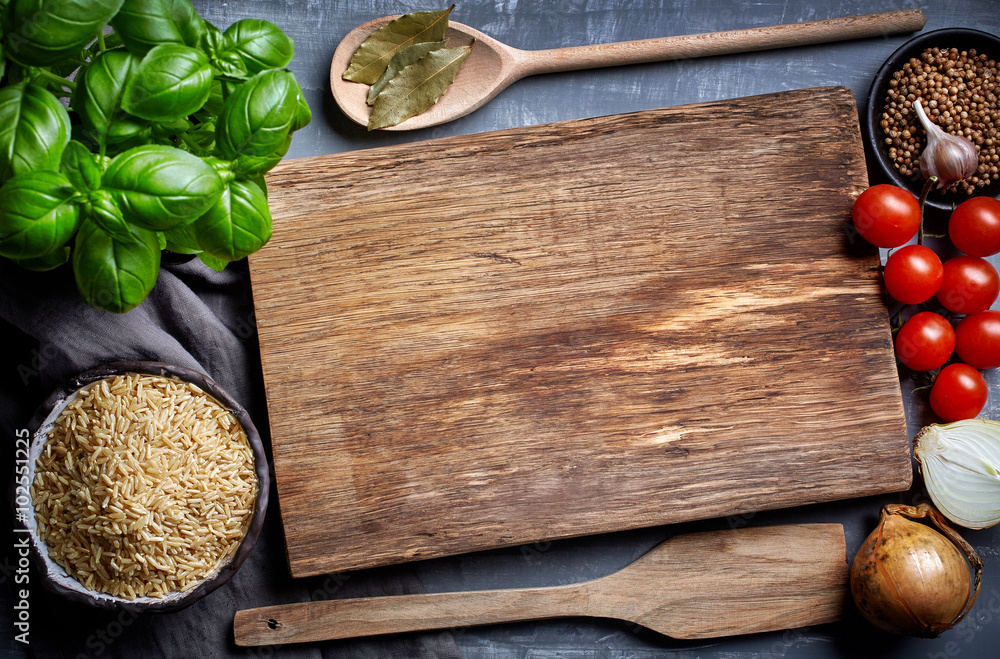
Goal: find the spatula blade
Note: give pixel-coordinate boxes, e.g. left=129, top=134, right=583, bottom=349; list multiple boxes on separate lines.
left=603, top=523, right=849, bottom=638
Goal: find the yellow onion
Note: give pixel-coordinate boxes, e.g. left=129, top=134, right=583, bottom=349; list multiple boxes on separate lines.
left=850, top=503, right=982, bottom=637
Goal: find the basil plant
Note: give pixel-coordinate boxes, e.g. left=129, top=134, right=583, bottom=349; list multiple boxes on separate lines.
left=0, top=0, right=311, bottom=312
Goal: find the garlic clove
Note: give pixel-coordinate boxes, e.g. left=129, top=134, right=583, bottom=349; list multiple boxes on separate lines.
left=913, top=98, right=979, bottom=189
left=914, top=419, right=1000, bottom=529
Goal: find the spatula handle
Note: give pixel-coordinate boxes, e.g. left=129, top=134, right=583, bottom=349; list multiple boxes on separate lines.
left=519, top=9, right=926, bottom=76
left=234, top=582, right=591, bottom=646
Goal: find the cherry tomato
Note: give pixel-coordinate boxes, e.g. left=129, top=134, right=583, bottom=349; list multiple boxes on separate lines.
left=895, top=311, right=955, bottom=371
left=949, top=196, right=1000, bottom=257
left=936, top=255, right=1000, bottom=315
left=955, top=309, right=1000, bottom=369
left=882, top=245, right=943, bottom=304
left=929, top=363, right=988, bottom=422
left=852, top=185, right=921, bottom=248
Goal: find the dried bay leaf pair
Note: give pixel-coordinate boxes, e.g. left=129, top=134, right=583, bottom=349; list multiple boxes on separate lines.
left=343, top=6, right=472, bottom=130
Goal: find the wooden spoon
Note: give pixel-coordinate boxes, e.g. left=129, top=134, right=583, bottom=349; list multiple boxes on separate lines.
left=330, top=9, right=926, bottom=131
left=234, top=523, right=848, bottom=646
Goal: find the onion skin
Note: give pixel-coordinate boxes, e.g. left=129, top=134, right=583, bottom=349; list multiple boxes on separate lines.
left=850, top=504, right=982, bottom=637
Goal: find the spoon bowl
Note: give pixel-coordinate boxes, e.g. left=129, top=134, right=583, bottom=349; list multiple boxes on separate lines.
left=331, top=17, right=512, bottom=131
left=331, top=10, right=928, bottom=131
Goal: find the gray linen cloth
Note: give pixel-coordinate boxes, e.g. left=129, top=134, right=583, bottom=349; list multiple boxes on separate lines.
left=0, top=257, right=463, bottom=659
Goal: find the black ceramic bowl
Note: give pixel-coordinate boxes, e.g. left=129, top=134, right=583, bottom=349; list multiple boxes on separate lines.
left=864, top=28, right=1000, bottom=218
left=13, top=362, right=269, bottom=613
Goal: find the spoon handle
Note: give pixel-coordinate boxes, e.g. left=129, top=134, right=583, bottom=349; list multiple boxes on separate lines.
left=517, top=9, right=926, bottom=76
left=234, top=582, right=593, bottom=646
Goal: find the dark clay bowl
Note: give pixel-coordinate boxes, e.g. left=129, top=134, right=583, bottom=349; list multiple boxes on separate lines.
left=13, top=362, right=269, bottom=613
left=864, top=28, right=1000, bottom=218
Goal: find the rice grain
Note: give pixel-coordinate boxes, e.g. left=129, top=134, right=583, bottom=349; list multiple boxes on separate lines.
left=31, top=373, right=256, bottom=600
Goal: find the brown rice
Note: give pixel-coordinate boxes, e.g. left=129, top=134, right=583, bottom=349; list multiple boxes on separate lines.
left=31, top=373, right=257, bottom=599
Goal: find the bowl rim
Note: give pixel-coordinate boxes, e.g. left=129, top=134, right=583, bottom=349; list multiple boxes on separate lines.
left=863, top=27, right=1000, bottom=216
left=12, top=361, right=270, bottom=613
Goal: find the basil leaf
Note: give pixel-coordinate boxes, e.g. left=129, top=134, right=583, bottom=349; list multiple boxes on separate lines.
left=60, top=140, right=102, bottom=192
left=215, top=69, right=301, bottom=160
left=102, top=144, right=223, bottom=231
left=0, top=82, right=71, bottom=184
left=230, top=132, right=291, bottom=178
left=122, top=44, right=213, bottom=122
left=343, top=7, right=452, bottom=84
left=369, top=44, right=472, bottom=131
left=85, top=189, right=133, bottom=240
left=14, top=246, right=71, bottom=271
left=222, top=19, right=294, bottom=75
left=72, top=218, right=161, bottom=313
left=5, top=0, right=124, bottom=66
left=0, top=170, right=80, bottom=259
left=198, top=251, right=229, bottom=272
left=110, top=0, right=205, bottom=57
left=163, top=220, right=202, bottom=254
left=292, top=91, right=312, bottom=131
left=200, top=22, right=248, bottom=79
left=72, top=49, right=145, bottom=149
left=181, top=120, right=216, bottom=156
left=367, top=40, right=445, bottom=105
left=193, top=178, right=272, bottom=261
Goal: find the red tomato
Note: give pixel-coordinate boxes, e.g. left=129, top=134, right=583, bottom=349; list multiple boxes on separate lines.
left=852, top=185, right=921, bottom=248
left=929, top=363, right=988, bottom=422
left=895, top=312, right=955, bottom=371
left=937, top=255, right=1000, bottom=315
left=955, top=310, right=1000, bottom=369
left=882, top=245, right=943, bottom=304
left=949, top=196, right=1000, bottom=257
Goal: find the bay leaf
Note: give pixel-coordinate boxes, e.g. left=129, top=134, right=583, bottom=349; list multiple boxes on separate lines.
left=343, top=6, right=452, bottom=85
left=367, top=40, right=446, bottom=105
left=368, top=44, right=472, bottom=131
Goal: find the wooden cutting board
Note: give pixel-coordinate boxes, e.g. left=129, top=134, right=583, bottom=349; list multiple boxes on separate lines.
left=250, top=86, right=911, bottom=578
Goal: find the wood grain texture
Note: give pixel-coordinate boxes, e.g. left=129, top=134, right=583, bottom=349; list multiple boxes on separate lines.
left=330, top=10, right=926, bottom=130
left=250, top=86, right=911, bottom=577
left=234, top=523, right=848, bottom=645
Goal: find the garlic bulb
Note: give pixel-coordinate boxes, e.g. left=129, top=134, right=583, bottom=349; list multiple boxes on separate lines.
left=914, top=419, right=1000, bottom=529
left=913, top=98, right=979, bottom=189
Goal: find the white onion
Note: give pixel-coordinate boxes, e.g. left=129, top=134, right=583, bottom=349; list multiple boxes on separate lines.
left=914, top=419, right=1000, bottom=530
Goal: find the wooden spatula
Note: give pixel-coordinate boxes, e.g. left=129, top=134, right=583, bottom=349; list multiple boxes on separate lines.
left=235, top=523, right=848, bottom=646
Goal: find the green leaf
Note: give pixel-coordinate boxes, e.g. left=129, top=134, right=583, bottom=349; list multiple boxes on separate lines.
left=0, top=170, right=80, bottom=259
left=181, top=120, right=216, bottom=156
left=163, top=219, right=201, bottom=254
left=292, top=91, right=312, bottom=131
left=222, top=18, right=294, bottom=75
left=60, top=140, right=102, bottom=191
left=72, top=49, right=146, bottom=149
left=215, top=69, right=301, bottom=160
left=122, top=44, right=213, bottom=122
left=193, top=178, right=272, bottom=261
left=367, top=40, right=445, bottom=105
left=14, top=245, right=70, bottom=271
left=0, top=82, right=71, bottom=183
left=110, top=0, right=205, bottom=57
left=84, top=189, right=132, bottom=240
left=343, top=7, right=452, bottom=84
left=197, top=251, right=229, bottom=272
left=102, top=144, right=223, bottom=231
left=72, top=218, right=161, bottom=313
left=5, top=0, right=124, bottom=66
left=230, top=132, right=291, bottom=179
left=368, top=44, right=472, bottom=131
left=200, top=22, right=248, bottom=80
